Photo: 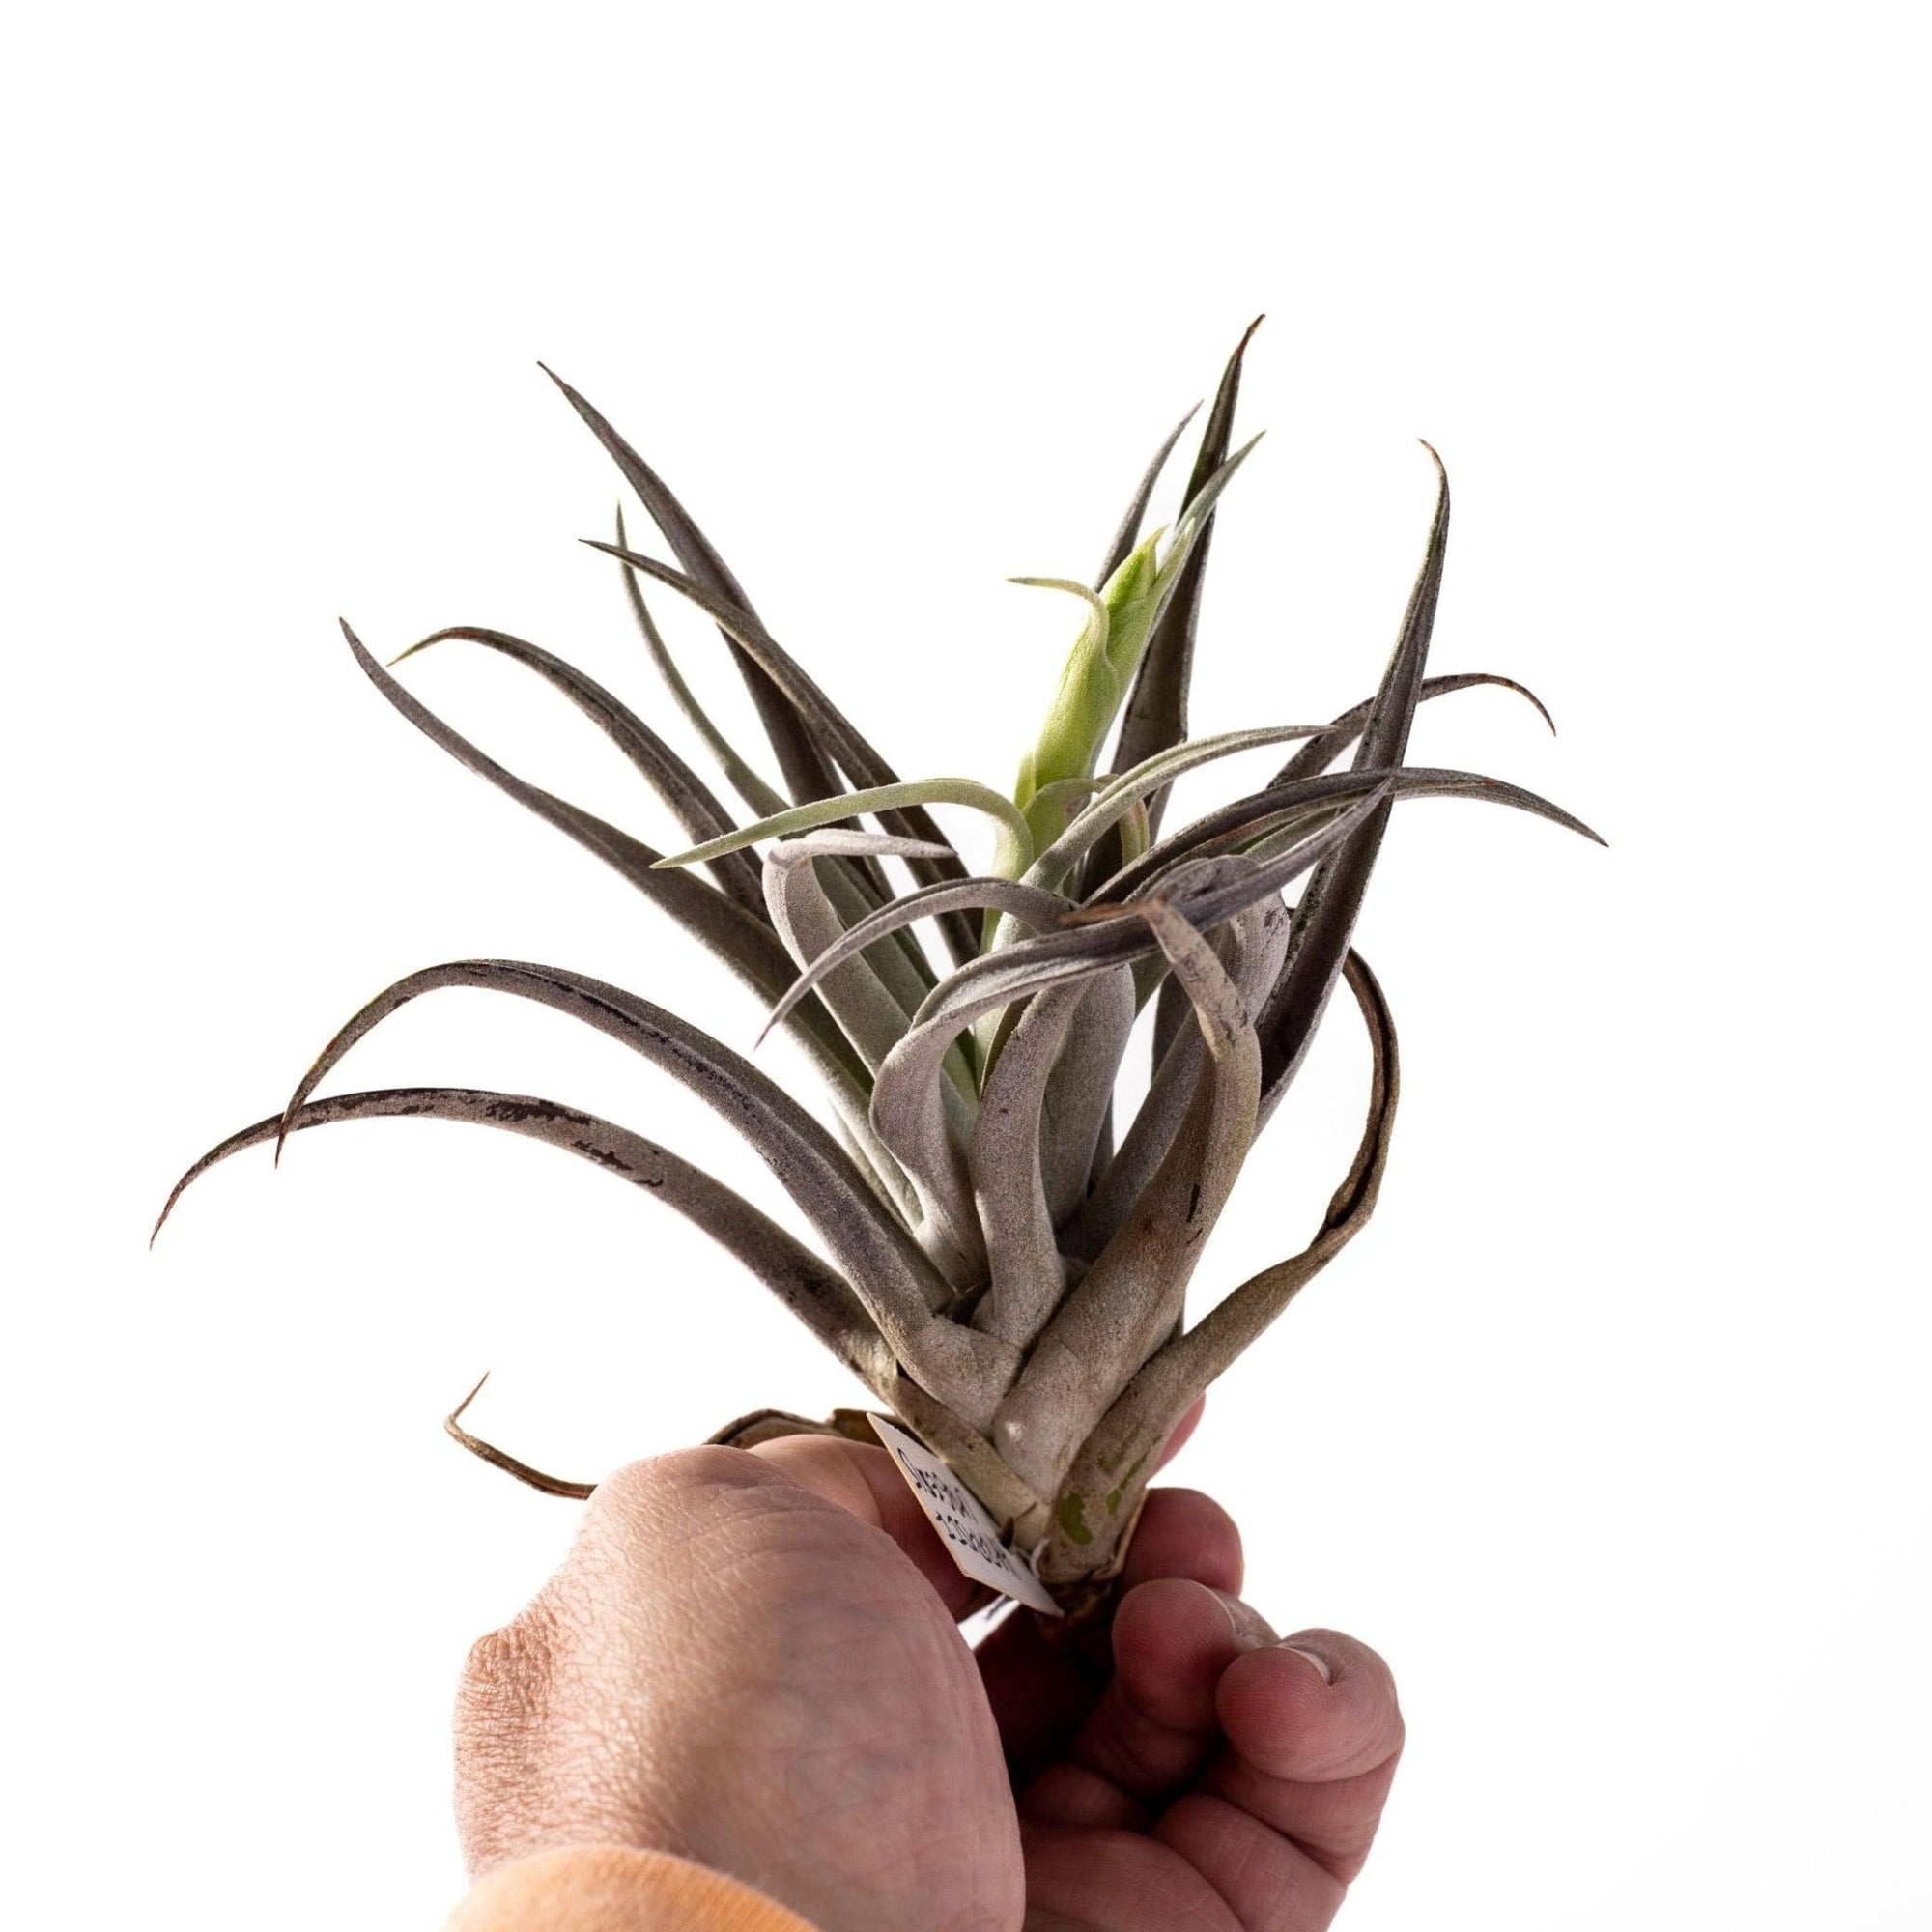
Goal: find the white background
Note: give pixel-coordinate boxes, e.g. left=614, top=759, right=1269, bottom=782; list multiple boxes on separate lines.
left=6, top=4, right=1927, bottom=1926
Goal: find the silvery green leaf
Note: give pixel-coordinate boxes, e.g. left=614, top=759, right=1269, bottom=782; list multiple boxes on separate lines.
left=1040, top=948, right=1397, bottom=1584
left=993, top=895, right=1263, bottom=1501
left=754, top=875, right=1074, bottom=1050
left=1009, top=576, right=1119, bottom=851
left=756, top=827, right=952, bottom=1028
left=1012, top=430, right=1261, bottom=858
left=867, top=895, right=1195, bottom=1299
left=762, top=835, right=976, bottom=1126
left=1036, top=965, right=1136, bottom=1227
left=792, top=830, right=944, bottom=1018
left=1072, top=891, right=1290, bottom=1259
left=967, top=982, right=1085, bottom=1350
left=863, top=815, right=1372, bottom=1337
left=660, top=777, right=1033, bottom=884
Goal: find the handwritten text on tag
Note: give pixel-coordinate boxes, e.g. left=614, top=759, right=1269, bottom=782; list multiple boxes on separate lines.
left=867, top=1415, right=1062, bottom=1616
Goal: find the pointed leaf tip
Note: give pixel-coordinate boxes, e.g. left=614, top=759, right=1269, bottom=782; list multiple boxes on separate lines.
left=451, top=1370, right=491, bottom=1420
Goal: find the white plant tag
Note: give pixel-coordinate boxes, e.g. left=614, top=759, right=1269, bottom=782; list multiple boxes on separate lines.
left=868, top=1414, right=1063, bottom=1616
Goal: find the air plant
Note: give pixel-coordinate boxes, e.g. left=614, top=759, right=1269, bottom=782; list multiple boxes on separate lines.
left=156, top=324, right=1599, bottom=1609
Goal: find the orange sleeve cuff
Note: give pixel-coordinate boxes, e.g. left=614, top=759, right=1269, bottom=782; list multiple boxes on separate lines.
left=445, top=1845, right=822, bottom=1932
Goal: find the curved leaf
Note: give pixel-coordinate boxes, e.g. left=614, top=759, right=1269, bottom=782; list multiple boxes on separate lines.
left=1095, top=405, right=1200, bottom=589
left=1037, top=965, right=1137, bottom=1228
left=992, top=895, right=1263, bottom=1500
left=543, top=365, right=842, bottom=809
left=1071, top=891, right=1291, bottom=1259
left=966, top=981, right=1085, bottom=1350
left=1038, top=947, right=1397, bottom=1584
left=337, top=620, right=870, bottom=1097
left=611, top=503, right=791, bottom=822
left=1101, top=316, right=1264, bottom=859
left=580, top=538, right=981, bottom=964
left=444, top=1375, right=596, bottom=1498
left=390, top=624, right=768, bottom=919
left=1012, top=427, right=1263, bottom=858
left=661, top=777, right=1033, bottom=884
left=267, top=958, right=1020, bottom=1422
left=1268, top=669, right=1557, bottom=788
left=757, top=829, right=952, bottom=1032
left=761, top=834, right=975, bottom=1127
left=1252, top=444, right=1445, bottom=1109
left=155, top=1085, right=895, bottom=1389
left=1026, top=721, right=1337, bottom=896
left=1093, top=764, right=1605, bottom=913
left=905, top=787, right=1389, bottom=1055
left=864, top=796, right=1381, bottom=1291
left=754, top=874, right=1074, bottom=1051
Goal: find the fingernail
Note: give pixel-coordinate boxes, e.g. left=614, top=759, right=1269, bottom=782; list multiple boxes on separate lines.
left=1287, top=1645, right=1333, bottom=1683
left=1212, top=1589, right=1276, bottom=1650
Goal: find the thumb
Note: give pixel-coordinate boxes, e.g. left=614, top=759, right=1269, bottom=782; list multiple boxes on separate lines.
left=750, top=1435, right=991, bottom=1619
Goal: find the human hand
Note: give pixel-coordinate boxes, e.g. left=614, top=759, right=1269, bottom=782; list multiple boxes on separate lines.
left=455, top=1424, right=1403, bottom=1931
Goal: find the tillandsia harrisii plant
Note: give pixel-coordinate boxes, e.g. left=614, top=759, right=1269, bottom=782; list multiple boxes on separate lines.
left=156, top=321, right=1601, bottom=1614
